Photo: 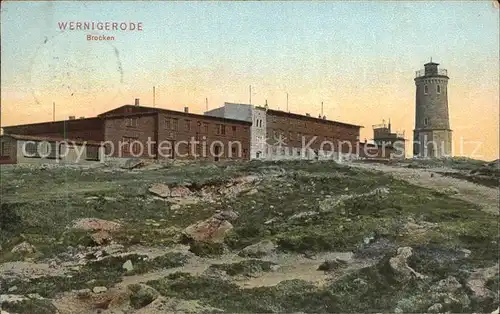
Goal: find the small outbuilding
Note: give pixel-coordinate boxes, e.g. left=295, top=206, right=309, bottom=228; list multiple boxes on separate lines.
left=0, top=134, right=104, bottom=165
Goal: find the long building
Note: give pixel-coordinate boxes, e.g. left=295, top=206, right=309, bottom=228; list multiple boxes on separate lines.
left=205, top=102, right=364, bottom=161
left=1, top=98, right=395, bottom=165
left=1, top=99, right=251, bottom=164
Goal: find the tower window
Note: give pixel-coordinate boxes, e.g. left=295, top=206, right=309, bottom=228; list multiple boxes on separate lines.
left=437, top=85, right=441, bottom=94
left=424, top=85, right=429, bottom=95
left=424, top=118, right=429, bottom=126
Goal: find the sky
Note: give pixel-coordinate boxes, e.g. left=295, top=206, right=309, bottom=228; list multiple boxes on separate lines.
left=1, top=1, right=499, bottom=160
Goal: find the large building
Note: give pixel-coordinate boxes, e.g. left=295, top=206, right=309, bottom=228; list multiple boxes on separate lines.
left=1, top=99, right=251, bottom=164
left=205, top=102, right=364, bottom=161
left=1, top=98, right=399, bottom=165
left=413, top=61, right=452, bottom=158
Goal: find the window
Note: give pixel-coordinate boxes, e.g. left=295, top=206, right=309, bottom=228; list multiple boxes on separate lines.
left=122, top=137, right=139, bottom=154
left=127, top=117, right=138, bottom=128
left=289, top=131, right=293, bottom=140
left=424, top=118, right=429, bottom=126
left=232, top=126, right=237, bottom=133
left=185, top=120, right=191, bottom=132
left=203, top=123, right=209, bottom=134
left=24, top=141, right=40, bottom=158
left=165, top=117, right=178, bottom=130
left=216, top=124, right=226, bottom=135
left=424, top=85, right=429, bottom=95
left=86, top=146, right=100, bottom=161
left=437, top=85, right=441, bottom=94
left=231, top=146, right=237, bottom=156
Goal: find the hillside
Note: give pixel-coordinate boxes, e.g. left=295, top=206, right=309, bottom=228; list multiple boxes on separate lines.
left=0, top=159, right=498, bottom=314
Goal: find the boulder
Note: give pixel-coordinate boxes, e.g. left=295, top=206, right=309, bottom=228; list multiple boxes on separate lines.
left=427, top=303, right=443, bottom=313
left=72, top=218, right=121, bottom=232
left=466, top=265, right=498, bottom=302
left=121, top=158, right=144, bottom=170
left=93, top=286, right=108, bottom=294
left=74, top=288, right=92, bottom=299
left=128, top=284, right=159, bottom=309
left=438, top=187, right=460, bottom=195
left=122, top=259, right=134, bottom=272
left=183, top=217, right=233, bottom=244
left=148, top=183, right=171, bottom=198
left=11, top=241, right=36, bottom=254
left=239, top=240, right=277, bottom=258
left=387, top=247, right=425, bottom=282
left=246, top=188, right=258, bottom=195
left=212, top=210, right=239, bottom=222
left=90, top=230, right=112, bottom=245
left=430, top=276, right=462, bottom=293
left=170, top=204, right=181, bottom=211
left=317, top=258, right=349, bottom=272
left=170, top=186, right=192, bottom=198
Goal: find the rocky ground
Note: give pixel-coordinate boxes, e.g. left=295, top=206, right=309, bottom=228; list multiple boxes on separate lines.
left=0, top=158, right=498, bottom=313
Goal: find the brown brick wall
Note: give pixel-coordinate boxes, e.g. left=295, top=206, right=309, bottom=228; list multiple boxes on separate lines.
left=102, top=111, right=251, bottom=160
left=157, top=112, right=250, bottom=160
left=266, top=112, right=361, bottom=153
left=3, top=118, right=104, bottom=142
left=103, top=114, right=157, bottom=158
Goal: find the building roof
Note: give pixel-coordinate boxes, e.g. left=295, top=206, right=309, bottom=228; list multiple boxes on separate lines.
left=2, top=117, right=102, bottom=130
left=2, top=134, right=102, bottom=146
left=266, top=109, right=363, bottom=129
left=99, top=105, right=252, bottom=125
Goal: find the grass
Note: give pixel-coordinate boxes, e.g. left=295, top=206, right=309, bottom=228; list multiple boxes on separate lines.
left=0, top=252, right=188, bottom=298
left=1, top=298, right=58, bottom=314
left=2, top=159, right=497, bottom=261
left=440, top=171, right=499, bottom=188
left=207, top=259, right=276, bottom=277
left=1, top=159, right=498, bottom=312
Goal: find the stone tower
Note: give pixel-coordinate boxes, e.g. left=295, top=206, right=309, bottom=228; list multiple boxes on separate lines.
left=413, top=61, right=452, bottom=158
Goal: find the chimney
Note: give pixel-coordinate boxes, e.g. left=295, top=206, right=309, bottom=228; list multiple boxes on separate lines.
left=184, top=106, right=189, bottom=113
left=323, top=115, right=326, bottom=120
left=69, top=116, right=75, bottom=120
left=79, top=116, right=85, bottom=119
left=305, top=113, right=310, bottom=117
left=134, top=98, right=140, bottom=106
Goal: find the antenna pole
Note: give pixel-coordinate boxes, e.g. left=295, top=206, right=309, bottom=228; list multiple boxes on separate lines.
left=53, top=102, right=55, bottom=121
left=153, top=86, right=156, bottom=107
left=321, top=101, right=323, bottom=116
left=249, top=85, right=252, bottom=105
left=286, top=93, right=289, bottom=112
left=205, top=97, right=208, bottom=111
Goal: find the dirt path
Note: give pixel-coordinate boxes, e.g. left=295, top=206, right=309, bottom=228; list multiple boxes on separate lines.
left=350, top=163, right=499, bottom=215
